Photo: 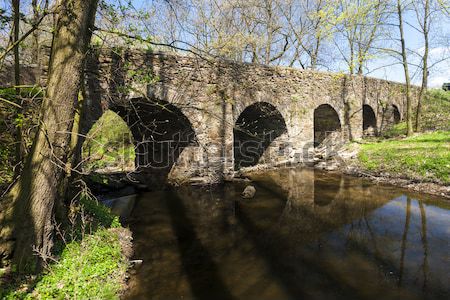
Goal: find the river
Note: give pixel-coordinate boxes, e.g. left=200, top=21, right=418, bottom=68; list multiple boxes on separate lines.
left=122, top=167, right=449, bottom=300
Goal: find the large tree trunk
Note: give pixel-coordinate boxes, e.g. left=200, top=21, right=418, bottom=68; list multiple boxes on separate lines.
left=0, top=0, right=99, bottom=272
left=12, top=0, right=23, bottom=175
left=397, top=0, right=413, bottom=136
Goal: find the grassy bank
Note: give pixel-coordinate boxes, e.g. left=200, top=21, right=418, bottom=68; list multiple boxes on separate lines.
left=357, top=89, right=450, bottom=186
left=358, top=131, right=450, bottom=185
left=0, top=195, right=130, bottom=300
left=82, top=110, right=135, bottom=173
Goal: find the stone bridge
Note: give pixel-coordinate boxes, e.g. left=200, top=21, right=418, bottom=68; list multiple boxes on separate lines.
left=2, top=49, right=416, bottom=184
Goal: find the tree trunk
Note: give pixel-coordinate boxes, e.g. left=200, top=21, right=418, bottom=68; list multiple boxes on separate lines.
left=397, top=0, right=413, bottom=136
left=398, top=197, right=411, bottom=286
left=31, top=0, right=42, bottom=79
left=12, top=0, right=23, bottom=176
left=12, top=0, right=20, bottom=89
left=415, top=0, right=430, bottom=132
left=0, top=0, right=99, bottom=272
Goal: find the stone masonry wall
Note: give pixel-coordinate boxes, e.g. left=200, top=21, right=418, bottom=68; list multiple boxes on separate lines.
left=1, top=49, right=419, bottom=184
left=81, top=49, right=417, bottom=183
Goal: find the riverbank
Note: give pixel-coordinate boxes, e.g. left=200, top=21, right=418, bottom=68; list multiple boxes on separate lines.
left=237, top=131, right=450, bottom=199
left=325, top=131, right=450, bottom=199
left=0, top=195, right=132, bottom=299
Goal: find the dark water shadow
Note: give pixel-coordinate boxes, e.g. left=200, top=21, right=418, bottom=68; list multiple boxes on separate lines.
left=234, top=201, right=360, bottom=300
left=165, top=189, right=235, bottom=300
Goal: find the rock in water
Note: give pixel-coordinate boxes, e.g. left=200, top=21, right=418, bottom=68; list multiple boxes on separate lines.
left=242, top=185, right=256, bottom=199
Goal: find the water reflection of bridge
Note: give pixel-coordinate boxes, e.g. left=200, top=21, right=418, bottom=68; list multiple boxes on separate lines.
left=126, top=168, right=449, bottom=299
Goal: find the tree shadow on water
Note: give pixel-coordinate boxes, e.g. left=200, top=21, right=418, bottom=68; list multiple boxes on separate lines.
left=165, top=189, right=234, bottom=300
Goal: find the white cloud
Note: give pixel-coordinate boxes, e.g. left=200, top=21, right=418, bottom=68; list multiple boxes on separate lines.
left=414, top=46, right=450, bottom=88
left=417, top=46, right=450, bottom=57
left=429, top=71, right=450, bottom=88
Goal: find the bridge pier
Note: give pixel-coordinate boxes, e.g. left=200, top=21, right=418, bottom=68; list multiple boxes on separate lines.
left=77, top=49, right=416, bottom=186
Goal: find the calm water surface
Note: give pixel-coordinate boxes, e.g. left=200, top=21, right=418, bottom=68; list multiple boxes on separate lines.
left=124, top=168, right=450, bottom=300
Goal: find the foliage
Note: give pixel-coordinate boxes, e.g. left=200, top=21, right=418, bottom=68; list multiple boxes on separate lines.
left=382, top=121, right=407, bottom=138
left=0, top=132, right=14, bottom=190
left=1, top=196, right=126, bottom=300
left=2, top=229, right=126, bottom=300
left=79, top=193, right=121, bottom=229
left=420, top=89, right=450, bottom=131
left=27, top=229, right=125, bottom=300
left=82, top=110, right=135, bottom=172
left=0, top=87, right=44, bottom=193
left=359, top=131, right=450, bottom=184
left=0, top=86, right=44, bottom=101
left=381, top=89, right=450, bottom=138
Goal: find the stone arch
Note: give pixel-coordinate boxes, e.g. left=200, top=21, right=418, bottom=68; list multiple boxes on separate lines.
left=313, top=104, right=342, bottom=147
left=113, top=97, right=198, bottom=185
left=234, top=101, right=288, bottom=170
left=363, top=104, right=377, bottom=136
left=82, top=110, right=136, bottom=173
left=392, top=104, right=401, bottom=124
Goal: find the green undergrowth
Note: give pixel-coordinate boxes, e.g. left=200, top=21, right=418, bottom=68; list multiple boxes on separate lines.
left=0, top=86, right=44, bottom=101
left=382, top=89, right=450, bottom=138
left=82, top=110, right=135, bottom=172
left=420, top=89, right=450, bottom=131
left=1, top=194, right=127, bottom=300
left=358, top=131, right=450, bottom=184
left=0, top=86, right=44, bottom=192
left=0, top=138, right=13, bottom=191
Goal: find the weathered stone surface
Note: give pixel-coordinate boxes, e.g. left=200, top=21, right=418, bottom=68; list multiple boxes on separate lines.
left=242, top=185, right=256, bottom=199
left=2, top=49, right=419, bottom=185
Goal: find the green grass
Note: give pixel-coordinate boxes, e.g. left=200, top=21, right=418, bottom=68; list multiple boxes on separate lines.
left=82, top=110, right=135, bottom=172
left=382, top=122, right=408, bottom=138
left=381, top=89, right=450, bottom=138
left=420, top=89, right=450, bottom=131
left=358, top=131, right=450, bottom=184
left=1, top=196, right=127, bottom=300
left=0, top=86, right=44, bottom=101
left=0, top=140, right=13, bottom=189
left=27, top=229, right=126, bottom=300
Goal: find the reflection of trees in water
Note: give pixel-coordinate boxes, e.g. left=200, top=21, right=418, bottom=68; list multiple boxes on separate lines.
left=397, top=198, right=430, bottom=292
left=252, top=169, right=439, bottom=296
left=128, top=168, right=444, bottom=299
left=313, top=174, right=343, bottom=207
left=250, top=169, right=393, bottom=243
left=398, top=197, right=411, bottom=287
left=419, top=201, right=429, bottom=292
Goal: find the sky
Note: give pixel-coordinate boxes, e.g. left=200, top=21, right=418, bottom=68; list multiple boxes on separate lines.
left=127, top=0, right=450, bottom=88
left=2, top=0, right=449, bottom=87
left=367, top=9, right=450, bottom=87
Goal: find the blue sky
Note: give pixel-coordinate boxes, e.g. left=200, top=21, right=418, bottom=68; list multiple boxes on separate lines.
left=126, top=0, right=450, bottom=88
left=3, top=0, right=448, bottom=87
left=367, top=9, right=450, bottom=87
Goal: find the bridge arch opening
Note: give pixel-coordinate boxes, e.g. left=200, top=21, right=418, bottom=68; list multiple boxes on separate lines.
left=234, top=102, right=287, bottom=170
left=82, top=110, right=135, bottom=173
left=314, top=104, right=341, bottom=147
left=363, top=104, right=377, bottom=136
left=115, top=98, right=197, bottom=184
left=392, top=105, right=401, bottom=124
